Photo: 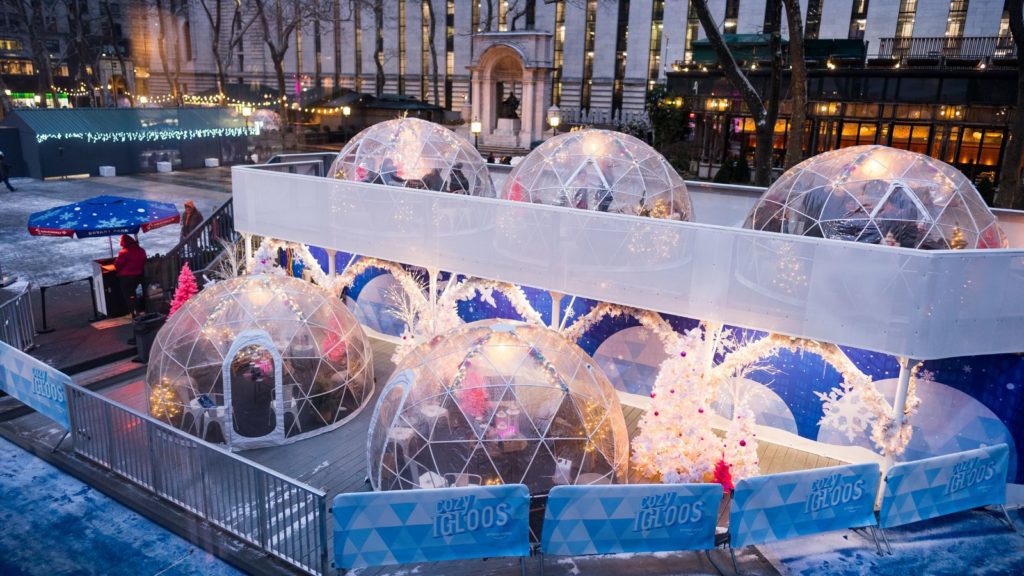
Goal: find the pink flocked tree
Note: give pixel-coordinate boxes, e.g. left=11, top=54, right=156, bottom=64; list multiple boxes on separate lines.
left=168, top=263, right=198, bottom=317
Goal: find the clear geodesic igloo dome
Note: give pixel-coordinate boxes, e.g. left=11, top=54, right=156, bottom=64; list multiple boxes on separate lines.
left=146, top=275, right=374, bottom=450
left=744, top=145, right=1006, bottom=249
left=501, top=129, right=693, bottom=220
left=367, top=319, right=629, bottom=493
left=329, top=117, right=495, bottom=197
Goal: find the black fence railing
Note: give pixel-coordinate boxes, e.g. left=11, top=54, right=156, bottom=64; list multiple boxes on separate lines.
left=146, top=199, right=238, bottom=304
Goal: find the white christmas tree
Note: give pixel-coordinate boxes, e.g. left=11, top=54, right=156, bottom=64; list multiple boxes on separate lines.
left=631, top=328, right=724, bottom=483
left=721, top=401, right=759, bottom=484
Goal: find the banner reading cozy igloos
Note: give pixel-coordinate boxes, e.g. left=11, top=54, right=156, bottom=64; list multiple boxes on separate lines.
left=332, top=485, right=531, bottom=569
left=729, top=463, right=881, bottom=548
left=0, top=341, right=71, bottom=429
left=541, top=483, right=723, bottom=556
left=879, top=444, right=1009, bottom=529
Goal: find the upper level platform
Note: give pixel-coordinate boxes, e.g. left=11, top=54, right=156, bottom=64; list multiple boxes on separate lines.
left=232, top=165, right=1024, bottom=361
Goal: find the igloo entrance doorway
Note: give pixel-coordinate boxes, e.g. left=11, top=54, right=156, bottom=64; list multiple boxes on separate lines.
left=223, top=331, right=284, bottom=445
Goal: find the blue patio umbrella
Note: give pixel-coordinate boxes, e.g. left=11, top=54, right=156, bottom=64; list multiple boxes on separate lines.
left=28, top=195, right=182, bottom=256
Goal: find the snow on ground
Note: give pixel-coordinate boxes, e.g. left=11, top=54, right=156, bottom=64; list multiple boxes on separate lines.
left=0, top=437, right=241, bottom=576
left=761, top=508, right=1024, bottom=575
left=1, top=175, right=226, bottom=287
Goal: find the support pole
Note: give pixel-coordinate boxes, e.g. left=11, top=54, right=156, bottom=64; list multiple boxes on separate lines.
left=326, top=248, right=337, bottom=278
left=37, top=286, right=54, bottom=334
left=885, top=356, right=915, bottom=469
left=548, top=291, right=563, bottom=330
left=428, top=267, right=438, bottom=335
left=243, top=232, right=253, bottom=264
left=892, top=357, right=913, bottom=431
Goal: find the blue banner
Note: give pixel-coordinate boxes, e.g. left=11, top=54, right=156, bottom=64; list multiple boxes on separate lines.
left=333, top=484, right=531, bottom=570
left=0, top=341, right=70, bottom=429
left=542, top=483, right=722, bottom=556
left=878, top=444, right=1009, bottom=529
left=730, top=463, right=880, bottom=548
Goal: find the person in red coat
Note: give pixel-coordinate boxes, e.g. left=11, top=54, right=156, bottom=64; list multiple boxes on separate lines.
left=114, top=234, right=147, bottom=316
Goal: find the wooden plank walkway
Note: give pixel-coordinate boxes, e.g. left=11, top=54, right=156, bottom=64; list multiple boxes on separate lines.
left=103, top=337, right=844, bottom=499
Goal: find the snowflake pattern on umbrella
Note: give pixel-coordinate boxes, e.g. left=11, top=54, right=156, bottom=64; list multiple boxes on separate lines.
left=27, top=195, right=181, bottom=238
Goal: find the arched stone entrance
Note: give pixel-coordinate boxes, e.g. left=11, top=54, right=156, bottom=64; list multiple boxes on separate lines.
left=470, top=33, right=553, bottom=150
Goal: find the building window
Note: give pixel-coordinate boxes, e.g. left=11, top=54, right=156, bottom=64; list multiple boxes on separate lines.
left=647, top=0, right=664, bottom=91
left=613, top=0, right=630, bottom=115
left=421, top=1, right=429, bottom=101
left=895, top=0, right=917, bottom=39
left=355, top=4, right=363, bottom=92
left=997, top=1, right=1014, bottom=56
left=683, top=1, right=699, bottom=62
left=581, top=0, right=597, bottom=110
left=399, top=0, right=406, bottom=94
left=0, top=58, right=32, bottom=75
left=0, top=38, right=22, bottom=51
left=499, top=0, right=508, bottom=31
left=552, top=0, right=565, bottom=105
left=183, top=21, right=192, bottom=61
left=724, top=0, right=739, bottom=33
left=945, top=1, right=969, bottom=39
left=472, top=0, right=480, bottom=32
left=445, top=0, right=454, bottom=110
left=805, top=0, right=823, bottom=39
left=848, top=0, right=869, bottom=40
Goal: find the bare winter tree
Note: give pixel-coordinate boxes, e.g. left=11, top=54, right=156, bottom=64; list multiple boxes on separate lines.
left=690, top=0, right=783, bottom=186
left=782, top=0, right=807, bottom=170
left=61, top=0, right=105, bottom=107
left=251, top=0, right=320, bottom=140
left=3, top=0, right=60, bottom=108
left=997, top=0, right=1024, bottom=208
left=153, top=0, right=188, bottom=106
left=197, top=0, right=260, bottom=105
left=101, top=0, right=134, bottom=106
left=424, top=0, right=440, bottom=105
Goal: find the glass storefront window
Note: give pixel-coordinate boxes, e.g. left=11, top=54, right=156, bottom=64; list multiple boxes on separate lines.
left=958, top=128, right=985, bottom=164
left=979, top=130, right=1003, bottom=166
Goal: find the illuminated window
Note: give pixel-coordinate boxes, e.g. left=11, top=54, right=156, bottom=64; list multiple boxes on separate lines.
left=895, top=0, right=917, bottom=39
left=552, top=1, right=565, bottom=105
left=945, top=1, right=969, bottom=39
left=724, top=0, right=739, bottom=32
left=805, top=0, right=823, bottom=39
left=849, top=0, right=869, bottom=40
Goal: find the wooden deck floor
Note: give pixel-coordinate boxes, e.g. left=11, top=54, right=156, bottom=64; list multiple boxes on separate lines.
left=103, top=337, right=844, bottom=500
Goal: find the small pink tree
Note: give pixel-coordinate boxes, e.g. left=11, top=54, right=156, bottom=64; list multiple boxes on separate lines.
left=168, top=263, right=198, bottom=317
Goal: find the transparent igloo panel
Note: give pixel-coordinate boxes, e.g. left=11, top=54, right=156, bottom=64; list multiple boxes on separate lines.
left=501, top=129, right=693, bottom=221
left=145, top=274, right=374, bottom=447
left=744, top=145, right=1006, bottom=249
left=329, top=117, right=495, bottom=197
left=367, top=319, right=629, bottom=493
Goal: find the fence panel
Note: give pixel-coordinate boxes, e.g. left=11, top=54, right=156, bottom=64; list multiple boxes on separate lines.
left=0, top=284, right=36, bottom=351
left=66, top=383, right=328, bottom=575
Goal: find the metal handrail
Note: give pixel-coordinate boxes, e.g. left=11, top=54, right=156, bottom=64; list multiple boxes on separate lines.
left=150, top=198, right=239, bottom=298
left=0, top=283, right=35, bottom=351
left=65, top=381, right=329, bottom=575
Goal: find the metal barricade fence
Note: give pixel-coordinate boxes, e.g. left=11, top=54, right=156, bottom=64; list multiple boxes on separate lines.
left=65, top=382, right=329, bottom=575
left=0, top=284, right=36, bottom=351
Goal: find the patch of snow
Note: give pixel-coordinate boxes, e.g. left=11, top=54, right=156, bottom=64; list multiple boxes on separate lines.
left=556, top=557, right=581, bottom=575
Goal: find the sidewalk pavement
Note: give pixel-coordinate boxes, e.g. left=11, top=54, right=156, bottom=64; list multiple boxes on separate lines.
left=1, top=168, right=231, bottom=372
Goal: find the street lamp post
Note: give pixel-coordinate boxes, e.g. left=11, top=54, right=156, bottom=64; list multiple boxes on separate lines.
left=342, top=105, right=351, bottom=140
left=470, top=117, right=482, bottom=149
left=242, top=105, right=253, bottom=129
left=547, top=105, right=561, bottom=137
